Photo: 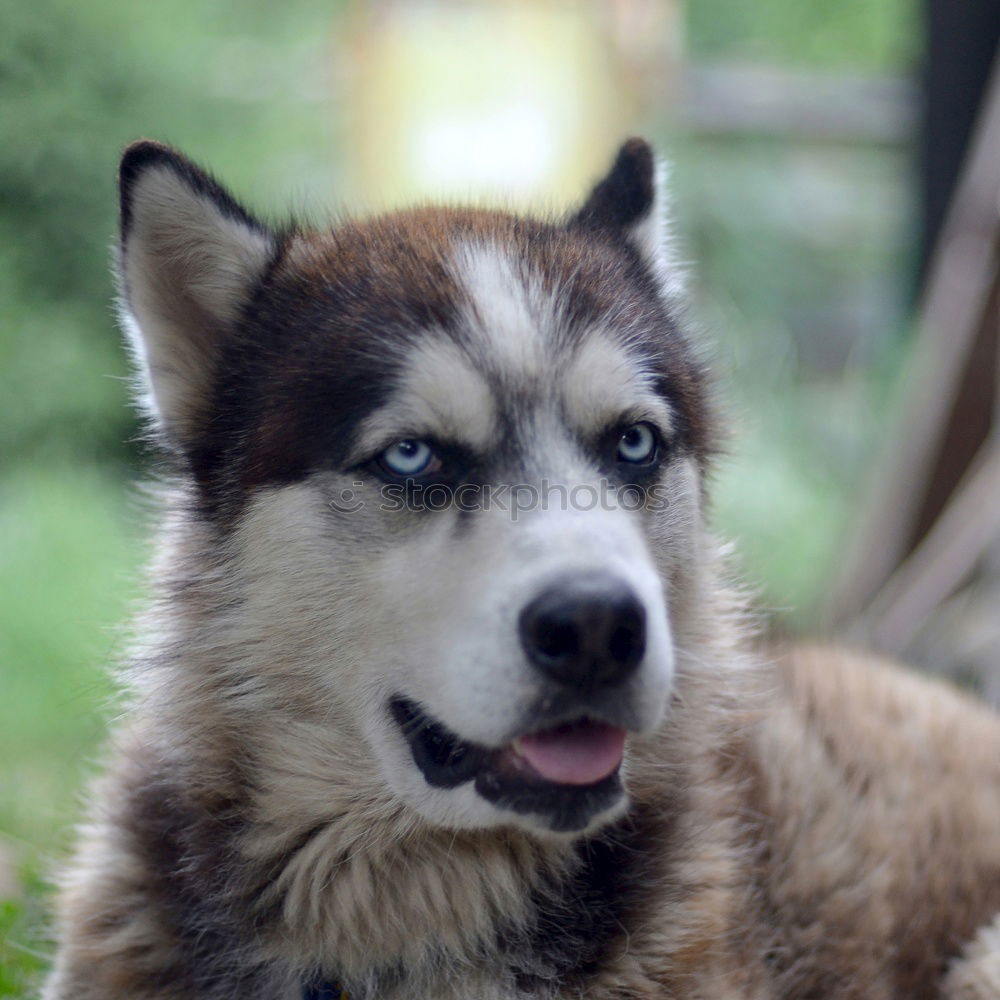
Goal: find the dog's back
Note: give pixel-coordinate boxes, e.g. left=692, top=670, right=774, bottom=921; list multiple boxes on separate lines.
left=747, top=647, right=1000, bottom=996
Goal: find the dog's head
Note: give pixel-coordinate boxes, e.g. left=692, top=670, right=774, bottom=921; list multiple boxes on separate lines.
left=118, top=139, right=714, bottom=836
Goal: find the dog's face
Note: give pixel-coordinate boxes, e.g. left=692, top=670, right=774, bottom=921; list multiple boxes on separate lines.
left=118, top=140, right=713, bottom=835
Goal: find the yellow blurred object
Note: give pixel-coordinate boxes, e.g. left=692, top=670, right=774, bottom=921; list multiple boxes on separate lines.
left=341, top=0, right=675, bottom=210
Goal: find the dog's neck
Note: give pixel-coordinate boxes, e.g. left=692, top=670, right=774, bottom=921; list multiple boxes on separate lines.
left=242, top=735, right=577, bottom=989
left=233, top=666, right=753, bottom=998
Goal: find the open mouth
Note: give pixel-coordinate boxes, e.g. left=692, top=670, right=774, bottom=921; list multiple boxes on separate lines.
left=389, top=697, right=628, bottom=832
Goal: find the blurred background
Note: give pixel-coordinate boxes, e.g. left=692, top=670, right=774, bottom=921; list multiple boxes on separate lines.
left=1, top=0, right=998, bottom=989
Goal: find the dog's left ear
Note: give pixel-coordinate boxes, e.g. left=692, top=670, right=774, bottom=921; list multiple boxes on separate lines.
left=116, top=140, right=277, bottom=452
left=570, top=138, right=681, bottom=299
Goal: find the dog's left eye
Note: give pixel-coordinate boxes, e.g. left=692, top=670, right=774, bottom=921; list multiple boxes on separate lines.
left=616, top=423, right=658, bottom=465
left=378, top=440, right=439, bottom=477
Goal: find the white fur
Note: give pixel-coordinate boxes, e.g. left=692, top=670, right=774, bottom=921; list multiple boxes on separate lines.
left=628, top=158, right=686, bottom=302
left=449, top=241, right=551, bottom=377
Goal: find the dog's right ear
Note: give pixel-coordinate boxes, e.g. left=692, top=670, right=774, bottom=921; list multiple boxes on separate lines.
left=570, top=138, right=683, bottom=302
left=117, top=141, right=277, bottom=451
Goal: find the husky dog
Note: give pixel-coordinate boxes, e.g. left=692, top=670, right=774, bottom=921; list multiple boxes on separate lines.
left=45, top=139, right=1000, bottom=999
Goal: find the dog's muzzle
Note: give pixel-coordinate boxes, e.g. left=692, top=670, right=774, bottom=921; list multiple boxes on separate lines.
left=390, top=571, right=659, bottom=832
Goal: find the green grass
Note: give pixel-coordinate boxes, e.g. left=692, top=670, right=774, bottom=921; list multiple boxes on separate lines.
left=0, top=462, right=140, bottom=849
left=0, top=876, right=51, bottom=997
left=0, top=460, right=142, bottom=995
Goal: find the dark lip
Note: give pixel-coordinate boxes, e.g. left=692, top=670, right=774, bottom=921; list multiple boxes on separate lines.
left=389, top=696, right=628, bottom=833
left=389, top=696, right=488, bottom=788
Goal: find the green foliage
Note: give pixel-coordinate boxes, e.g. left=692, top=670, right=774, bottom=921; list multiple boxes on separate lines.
left=687, top=0, right=919, bottom=71
left=666, top=133, right=910, bottom=622
left=0, top=0, right=135, bottom=461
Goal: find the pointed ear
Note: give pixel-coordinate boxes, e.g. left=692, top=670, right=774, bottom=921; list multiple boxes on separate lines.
left=570, top=138, right=682, bottom=299
left=117, top=140, right=276, bottom=450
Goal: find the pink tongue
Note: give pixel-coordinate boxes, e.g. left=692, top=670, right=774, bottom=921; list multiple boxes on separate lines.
left=514, top=721, right=626, bottom=785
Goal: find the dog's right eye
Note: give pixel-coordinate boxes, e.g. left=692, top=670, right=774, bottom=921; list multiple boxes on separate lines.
left=378, top=440, right=440, bottom=477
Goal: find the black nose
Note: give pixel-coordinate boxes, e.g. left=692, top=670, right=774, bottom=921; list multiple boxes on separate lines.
left=518, top=572, right=647, bottom=691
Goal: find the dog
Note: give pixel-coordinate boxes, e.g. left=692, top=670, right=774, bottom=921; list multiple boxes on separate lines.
left=43, top=138, right=1000, bottom=999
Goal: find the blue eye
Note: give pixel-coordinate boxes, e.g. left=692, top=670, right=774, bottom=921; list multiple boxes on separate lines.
left=379, top=440, right=436, bottom=477
left=616, top=423, right=658, bottom=464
